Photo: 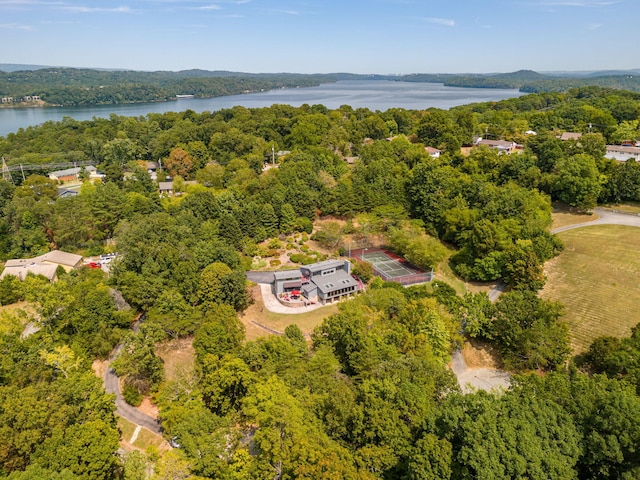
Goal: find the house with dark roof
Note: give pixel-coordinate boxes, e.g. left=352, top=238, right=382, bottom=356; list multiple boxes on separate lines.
left=474, top=138, right=518, bottom=154
left=158, top=180, right=197, bottom=196
left=273, top=259, right=360, bottom=305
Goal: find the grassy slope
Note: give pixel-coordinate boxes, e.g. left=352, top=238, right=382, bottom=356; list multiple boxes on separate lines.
left=241, top=285, right=340, bottom=342
left=540, top=224, right=640, bottom=353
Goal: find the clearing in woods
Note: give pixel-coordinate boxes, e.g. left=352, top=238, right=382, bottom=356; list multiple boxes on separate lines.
left=541, top=224, right=640, bottom=353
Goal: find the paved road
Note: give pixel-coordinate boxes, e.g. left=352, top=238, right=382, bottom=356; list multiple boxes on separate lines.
left=486, top=208, right=640, bottom=302
left=103, top=346, right=163, bottom=435
left=551, top=207, right=640, bottom=233
left=246, top=270, right=277, bottom=284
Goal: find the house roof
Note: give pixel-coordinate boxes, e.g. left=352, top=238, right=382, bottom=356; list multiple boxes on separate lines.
left=0, top=263, right=58, bottom=281
left=314, top=269, right=358, bottom=294
left=476, top=139, right=515, bottom=149
left=302, top=259, right=347, bottom=274
left=560, top=132, right=582, bottom=141
left=34, top=250, right=83, bottom=267
left=606, top=145, right=640, bottom=154
left=425, top=147, right=441, bottom=154
left=6, top=250, right=82, bottom=269
left=57, top=187, right=79, bottom=198
left=49, top=166, right=97, bottom=178
left=273, top=270, right=302, bottom=281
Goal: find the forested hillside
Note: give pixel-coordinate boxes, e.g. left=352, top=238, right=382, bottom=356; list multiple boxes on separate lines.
left=1, top=86, right=640, bottom=478
left=4, top=66, right=640, bottom=107
left=0, top=68, right=331, bottom=106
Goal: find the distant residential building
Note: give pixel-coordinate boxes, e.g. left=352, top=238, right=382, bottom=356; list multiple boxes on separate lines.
left=560, top=132, right=583, bottom=141
left=158, top=180, right=197, bottom=196
left=57, top=187, right=79, bottom=198
left=1, top=97, right=13, bottom=103
left=49, top=166, right=99, bottom=183
left=425, top=147, right=441, bottom=158
left=605, top=145, right=640, bottom=162
left=474, top=138, right=518, bottom=154
left=0, top=250, right=83, bottom=281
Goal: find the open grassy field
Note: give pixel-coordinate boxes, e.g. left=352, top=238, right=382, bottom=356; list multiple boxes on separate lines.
left=540, top=224, right=640, bottom=353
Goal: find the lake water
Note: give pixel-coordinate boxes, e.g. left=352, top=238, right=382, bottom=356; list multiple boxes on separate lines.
left=0, top=80, right=523, bottom=137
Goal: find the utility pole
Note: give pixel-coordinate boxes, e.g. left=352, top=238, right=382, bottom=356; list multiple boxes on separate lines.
left=272, top=145, right=275, bottom=165
left=1, top=157, right=13, bottom=183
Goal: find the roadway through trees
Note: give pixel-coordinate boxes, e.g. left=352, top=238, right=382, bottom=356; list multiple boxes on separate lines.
left=460, top=207, right=640, bottom=391
left=103, top=343, right=163, bottom=435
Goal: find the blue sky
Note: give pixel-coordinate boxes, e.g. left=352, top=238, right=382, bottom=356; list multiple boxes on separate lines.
left=0, top=0, right=637, bottom=74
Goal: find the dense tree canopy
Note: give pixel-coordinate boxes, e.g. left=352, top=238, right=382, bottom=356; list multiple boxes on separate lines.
left=1, top=86, right=640, bottom=478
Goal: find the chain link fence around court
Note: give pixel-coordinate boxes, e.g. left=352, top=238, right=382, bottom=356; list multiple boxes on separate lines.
left=350, top=247, right=433, bottom=286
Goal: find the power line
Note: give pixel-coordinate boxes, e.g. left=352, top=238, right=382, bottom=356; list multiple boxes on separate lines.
left=1, top=160, right=97, bottom=173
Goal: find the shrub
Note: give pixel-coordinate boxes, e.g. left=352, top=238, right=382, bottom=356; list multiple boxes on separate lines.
left=270, top=259, right=281, bottom=267
left=289, top=253, right=316, bottom=265
left=268, top=238, right=282, bottom=249
left=122, top=384, right=143, bottom=406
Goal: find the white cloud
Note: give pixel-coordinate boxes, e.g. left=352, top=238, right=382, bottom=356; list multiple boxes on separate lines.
left=60, top=5, right=135, bottom=13
left=196, top=4, right=221, bottom=10
left=424, top=17, right=455, bottom=27
left=0, top=22, right=33, bottom=29
left=538, top=1, right=616, bottom=6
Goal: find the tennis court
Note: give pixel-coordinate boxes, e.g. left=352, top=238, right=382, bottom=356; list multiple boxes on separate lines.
left=351, top=248, right=433, bottom=285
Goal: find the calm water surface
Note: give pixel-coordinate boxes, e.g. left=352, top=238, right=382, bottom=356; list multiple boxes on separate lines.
left=0, top=80, right=523, bottom=137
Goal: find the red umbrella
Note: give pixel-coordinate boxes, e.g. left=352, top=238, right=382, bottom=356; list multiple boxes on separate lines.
left=291, top=290, right=301, bottom=295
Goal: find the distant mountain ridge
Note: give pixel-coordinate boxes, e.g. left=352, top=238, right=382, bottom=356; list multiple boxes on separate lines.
left=2, top=63, right=640, bottom=78
left=2, top=65, right=640, bottom=106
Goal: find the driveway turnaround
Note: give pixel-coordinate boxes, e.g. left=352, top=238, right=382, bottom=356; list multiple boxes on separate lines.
left=259, top=284, right=326, bottom=314
left=450, top=349, right=511, bottom=393
left=551, top=207, right=640, bottom=233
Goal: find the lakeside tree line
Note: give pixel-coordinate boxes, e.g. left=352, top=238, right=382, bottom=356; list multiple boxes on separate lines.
left=0, top=68, right=328, bottom=106
left=4, top=67, right=640, bottom=106
left=0, top=86, right=639, bottom=478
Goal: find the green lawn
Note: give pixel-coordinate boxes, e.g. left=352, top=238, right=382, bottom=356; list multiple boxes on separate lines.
left=243, top=285, right=340, bottom=341
left=117, top=417, right=165, bottom=450
left=540, top=225, right=640, bottom=353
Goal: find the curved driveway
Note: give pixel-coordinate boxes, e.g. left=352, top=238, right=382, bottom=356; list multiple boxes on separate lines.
left=551, top=207, right=640, bottom=233
left=104, top=346, right=163, bottom=435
